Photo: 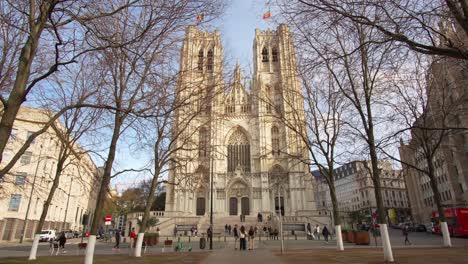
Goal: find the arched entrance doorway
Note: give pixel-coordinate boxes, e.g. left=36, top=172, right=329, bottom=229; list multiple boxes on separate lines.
left=241, top=197, right=249, bottom=215
left=229, top=197, right=238, bottom=215
left=196, top=197, right=206, bottom=216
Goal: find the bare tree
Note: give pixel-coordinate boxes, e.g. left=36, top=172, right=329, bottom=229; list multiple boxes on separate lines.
left=381, top=53, right=467, bottom=247
left=290, top=0, right=468, bottom=60
left=277, top=2, right=404, bottom=261
left=27, top=63, right=103, bottom=260
left=0, top=0, right=146, bottom=163
left=84, top=2, right=225, bottom=262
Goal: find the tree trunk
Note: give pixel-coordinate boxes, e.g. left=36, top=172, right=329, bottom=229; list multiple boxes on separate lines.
left=328, top=178, right=344, bottom=251
left=0, top=1, right=53, bottom=162
left=90, top=114, right=123, bottom=234
left=427, top=154, right=452, bottom=247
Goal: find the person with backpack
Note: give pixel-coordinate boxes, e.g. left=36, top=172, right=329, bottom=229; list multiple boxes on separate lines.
left=248, top=226, right=255, bottom=250
left=239, top=225, right=247, bottom=250
left=403, top=225, right=411, bottom=245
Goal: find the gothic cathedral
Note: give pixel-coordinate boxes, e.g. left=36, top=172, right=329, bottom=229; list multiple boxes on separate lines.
left=165, top=25, right=317, bottom=219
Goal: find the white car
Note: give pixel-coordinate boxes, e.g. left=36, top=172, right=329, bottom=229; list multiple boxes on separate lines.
left=39, top=230, right=56, bottom=242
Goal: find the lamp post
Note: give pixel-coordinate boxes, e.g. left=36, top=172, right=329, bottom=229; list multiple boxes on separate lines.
left=209, top=152, right=214, bottom=250
left=63, top=173, right=74, bottom=230
left=20, top=144, right=44, bottom=244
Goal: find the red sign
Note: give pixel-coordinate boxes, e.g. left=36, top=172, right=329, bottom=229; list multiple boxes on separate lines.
left=105, top=215, right=112, bottom=221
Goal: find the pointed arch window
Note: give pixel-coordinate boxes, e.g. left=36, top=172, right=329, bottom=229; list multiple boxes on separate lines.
left=262, top=47, right=269, bottom=62
left=199, top=127, right=209, bottom=158
left=197, top=49, right=204, bottom=71
left=271, top=126, right=280, bottom=155
left=227, top=129, right=250, bottom=172
left=272, top=47, right=278, bottom=62
left=207, top=49, right=214, bottom=71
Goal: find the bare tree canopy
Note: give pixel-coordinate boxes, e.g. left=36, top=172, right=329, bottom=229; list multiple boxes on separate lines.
left=288, top=0, right=468, bottom=60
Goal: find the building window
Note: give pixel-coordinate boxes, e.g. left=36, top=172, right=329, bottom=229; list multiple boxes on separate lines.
left=198, top=127, right=209, bottom=158
left=262, top=47, right=269, bottom=62
left=227, top=129, right=250, bottom=172
left=197, top=49, right=204, bottom=71
left=27, top=131, right=35, bottom=144
left=20, top=151, right=33, bottom=165
left=207, top=49, right=213, bottom=71
left=272, top=47, right=278, bottom=62
left=271, top=126, right=280, bottom=155
left=8, top=194, right=22, bottom=211
left=11, top=128, right=18, bottom=140
left=15, top=172, right=27, bottom=186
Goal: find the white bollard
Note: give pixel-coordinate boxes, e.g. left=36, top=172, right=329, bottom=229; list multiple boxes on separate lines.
left=380, top=224, right=394, bottom=262
left=134, top=233, right=144, bottom=257
left=84, top=235, right=96, bottom=264
left=28, top=234, right=41, bottom=260
left=335, top=225, right=344, bottom=251
left=440, top=222, right=452, bottom=247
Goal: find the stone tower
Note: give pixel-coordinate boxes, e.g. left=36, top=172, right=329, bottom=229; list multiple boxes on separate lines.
left=165, top=25, right=316, bottom=219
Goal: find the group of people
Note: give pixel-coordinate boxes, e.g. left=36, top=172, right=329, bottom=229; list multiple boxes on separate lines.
left=224, top=224, right=232, bottom=235
left=306, top=223, right=331, bottom=242
left=232, top=224, right=256, bottom=250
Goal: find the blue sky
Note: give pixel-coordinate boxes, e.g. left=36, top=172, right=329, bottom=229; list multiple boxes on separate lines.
left=111, top=0, right=276, bottom=191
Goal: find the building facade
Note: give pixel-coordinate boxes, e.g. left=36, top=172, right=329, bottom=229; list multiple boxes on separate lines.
left=0, top=107, right=100, bottom=241
left=315, top=161, right=410, bottom=224
left=164, top=25, right=317, bottom=219
left=399, top=52, right=468, bottom=224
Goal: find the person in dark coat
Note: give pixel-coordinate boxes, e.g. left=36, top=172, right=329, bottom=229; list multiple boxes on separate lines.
left=322, top=225, right=330, bottom=242
left=239, top=225, right=247, bottom=250
left=113, top=229, right=121, bottom=249
left=57, top=231, right=67, bottom=252
left=233, top=224, right=239, bottom=250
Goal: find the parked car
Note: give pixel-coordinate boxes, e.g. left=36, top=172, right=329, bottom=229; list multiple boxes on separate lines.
left=62, top=230, right=74, bottom=239
left=39, top=230, right=56, bottom=242
left=414, top=224, right=427, bottom=232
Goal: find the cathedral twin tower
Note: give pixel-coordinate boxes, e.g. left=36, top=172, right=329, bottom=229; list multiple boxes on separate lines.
left=165, top=25, right=317, bottom=218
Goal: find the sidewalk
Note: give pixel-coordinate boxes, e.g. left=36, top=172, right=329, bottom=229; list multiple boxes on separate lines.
left=203, top=241, right=283, bottom=264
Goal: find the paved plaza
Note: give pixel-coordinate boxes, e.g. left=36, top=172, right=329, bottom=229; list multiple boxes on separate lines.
left=0, top=229, right=467, bottom=263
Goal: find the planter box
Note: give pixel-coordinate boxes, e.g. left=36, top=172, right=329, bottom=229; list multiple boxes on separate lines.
left=348, top=231, right=356, bottom=243
left=342, top=231, right=350, bottom=242
left=355, top=232, right=370, bottom=245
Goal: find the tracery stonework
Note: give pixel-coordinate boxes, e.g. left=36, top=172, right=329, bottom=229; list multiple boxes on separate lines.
left=165, top=25, right=317, bottom=217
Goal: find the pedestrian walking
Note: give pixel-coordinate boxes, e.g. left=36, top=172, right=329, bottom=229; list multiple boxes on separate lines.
left=174, top=225, right=178, bottom=237
left=225, top=224, right=228, bottom=234
left=129, top=228, right=136, bottom=248
left=322, top=225, right=330, bottom=242
left=57, top=231, right=67, bottom=253
left=233, top=224, right=239, bottom=250
left=248, top=226, right=255, bottom=250
left=240, top=226, right=247, bottom=250
left=240, top=214, right=243, bottom=223
left=403, top=225, right=411, bottom=245
left=314, top=224, right=321, bottom=240
left=307, top=223, right=312, bottom=240
left=113, top=229, right=121, bottom=250
left=273, top=228, right=279, bottom=240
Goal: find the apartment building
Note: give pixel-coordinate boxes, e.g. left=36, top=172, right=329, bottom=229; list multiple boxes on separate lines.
left=0, top=106, right=100, bottom=241
left=315, top=160, right=410, bottom=224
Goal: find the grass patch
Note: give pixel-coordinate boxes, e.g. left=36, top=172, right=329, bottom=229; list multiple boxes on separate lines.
left=0, top=252, right=209, bottom=264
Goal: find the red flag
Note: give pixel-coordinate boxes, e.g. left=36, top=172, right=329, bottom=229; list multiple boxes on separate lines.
left=263, top=10, right=271, bottom=19
left=196, top=13, right=204, bottom=22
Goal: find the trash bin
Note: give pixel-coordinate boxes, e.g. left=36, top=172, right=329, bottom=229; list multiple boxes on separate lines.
left=199, top=237, right=206, bottom=249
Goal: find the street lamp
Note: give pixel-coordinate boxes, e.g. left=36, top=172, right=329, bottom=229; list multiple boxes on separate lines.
left=63, top=171, right=74, bottom=230
left=20, top=144, right=44, bottom=244
left=209, top=151, right=214, bottom=250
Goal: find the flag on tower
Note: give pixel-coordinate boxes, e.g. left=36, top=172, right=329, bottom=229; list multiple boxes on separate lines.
left=263, top=9, right=271, bottom=19
left=196, top=13, right=204, bottom=22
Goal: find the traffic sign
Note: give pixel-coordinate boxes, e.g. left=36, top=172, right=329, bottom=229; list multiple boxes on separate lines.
left=105, top=215, right=112, bottom=221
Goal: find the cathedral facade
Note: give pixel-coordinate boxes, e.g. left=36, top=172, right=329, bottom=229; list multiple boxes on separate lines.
left=165, top=25, right=317, bottom=218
